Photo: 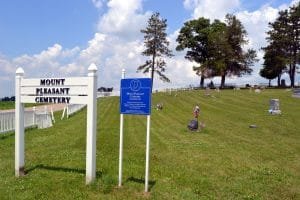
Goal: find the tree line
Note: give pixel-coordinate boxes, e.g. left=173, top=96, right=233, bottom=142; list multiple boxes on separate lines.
left=138, top=2, right=299, bottom=89
left=260, top=2, right=300, bottom=87
left=1, top=96, right=15, bottom=101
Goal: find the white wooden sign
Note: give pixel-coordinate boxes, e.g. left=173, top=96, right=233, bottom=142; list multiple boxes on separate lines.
left=15, top=64, right=98, bottom=184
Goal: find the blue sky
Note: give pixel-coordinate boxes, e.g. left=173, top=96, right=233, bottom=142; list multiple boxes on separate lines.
left=0, top=0, right=298, bottom=97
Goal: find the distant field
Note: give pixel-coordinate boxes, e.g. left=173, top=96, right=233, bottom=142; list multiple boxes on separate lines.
left=0, top=101, right=43, bottom=110
left=0, top=101, right=15, bottom=110
left=0, top=89, right=299, bottom=199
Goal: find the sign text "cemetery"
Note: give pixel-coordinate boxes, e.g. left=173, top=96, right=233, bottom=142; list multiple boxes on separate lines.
left=35, top=78, right=71, bottom=104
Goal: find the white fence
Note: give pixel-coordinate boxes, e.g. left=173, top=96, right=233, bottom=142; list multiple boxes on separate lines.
left=0, top=108, right=53, bottom=134
left=0, top=88, right=194, bottom=134
left=97, top=91, right=119, bottom=98
left=61, top=104, right=86, bottom=119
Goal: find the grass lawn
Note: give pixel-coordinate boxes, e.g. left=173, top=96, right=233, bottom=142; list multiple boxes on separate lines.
left=0, top=101, right=42, bottom=110
left=0, top=101, right=15, bottom=110
left=0, top=89, right=299, bottom=199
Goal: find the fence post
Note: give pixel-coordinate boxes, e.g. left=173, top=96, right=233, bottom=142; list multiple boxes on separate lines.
left=15, top=67, right=25, bottom=177
left=32, top=107, right=36, bottom=126
left=86, top=63, right=98, bottom=184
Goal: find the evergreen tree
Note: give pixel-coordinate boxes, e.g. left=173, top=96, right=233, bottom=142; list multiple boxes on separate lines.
left=138, top=12, right=173, bottom=88
left=288, top=2, right=300, bottom=87
left=260, top=46, right=286, bottom=86
left=264, top=3, right=300, bottom=87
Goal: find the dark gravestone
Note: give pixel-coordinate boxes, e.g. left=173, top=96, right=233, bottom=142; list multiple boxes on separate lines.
left=281, top=79, right=286, bottom=87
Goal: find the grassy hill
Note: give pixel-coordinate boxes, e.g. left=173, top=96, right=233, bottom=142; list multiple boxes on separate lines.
left=0, top=102, right=42, bottom=110
left=0, top=89, right=299, bottom=199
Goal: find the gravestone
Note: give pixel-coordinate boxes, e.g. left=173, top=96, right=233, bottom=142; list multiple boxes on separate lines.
left=281, top=79, right=286, bottom=87
left=292, top=88, right=300, bottom=98
left=205, top=87, right=211, bottom=96
left=269, top=99, right=281, bottom=114
left=254, top=89, right=261, bottom=93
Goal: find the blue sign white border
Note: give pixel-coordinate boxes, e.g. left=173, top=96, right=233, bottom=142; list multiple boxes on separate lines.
left=120, top=78, right=152, bottom=115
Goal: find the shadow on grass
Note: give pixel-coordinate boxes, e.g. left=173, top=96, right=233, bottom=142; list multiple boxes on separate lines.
left=0, top=132, right=14, bottom=140
left=125, top=176, right=156, bottom=191
left=0, top=126, right=38, bottom=140
left=25, top=164, right=102, bottom=178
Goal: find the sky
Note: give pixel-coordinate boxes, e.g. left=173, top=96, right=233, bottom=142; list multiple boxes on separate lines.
left=0, top=0, right=299, bottom=97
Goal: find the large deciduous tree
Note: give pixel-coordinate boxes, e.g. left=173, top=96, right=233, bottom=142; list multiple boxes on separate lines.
left=176, top=14, right=257, bottom=88
left=176, top=17, right=211, bottom=88
left=138, top=12, right=173, bottom=88
left=223, top=14, right=257, bottom=88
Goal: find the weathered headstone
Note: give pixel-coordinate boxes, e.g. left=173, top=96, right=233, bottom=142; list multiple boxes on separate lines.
left=269, top=99, right=281, bottom=114
left=205, top=87, right=211, bottom=96
left=292, top=88, right=300, bottom=98
left=255, top=89, right=261, bottom=93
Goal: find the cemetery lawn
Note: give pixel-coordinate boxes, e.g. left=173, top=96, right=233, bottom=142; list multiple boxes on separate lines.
left=0, top=89, right=299, bottom=199
left=0, top=101, right=15, bottom=110
left=0, top=101, right=41, bottom=110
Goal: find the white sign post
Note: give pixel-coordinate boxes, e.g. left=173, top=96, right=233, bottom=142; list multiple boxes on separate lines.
left=118, top=68, right=152, bottom=193
left=118, top=69, right=125, bottom=187
left=15, top=64, right=98, bottom=185
left=145, top=68, right=152, bottom=193
left=86, top=64, right=98, bottom=184
left=15, top=67, right=25, bottom=176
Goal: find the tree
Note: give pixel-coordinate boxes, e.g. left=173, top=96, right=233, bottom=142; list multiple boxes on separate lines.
left=176, top=17, right=211, bottom=87
left=288, top=2, right=300, bottom=87
left=221, top=14, right=257, bottom=88
left=260, top=46, right=286, bottom=86
left=206, top=20, right=230, bottom=86
left=264, top=3, right=300, bottom=87
left=176, top=15, right=256, bottom=88
left=138, top=12, right=173, bottom=88
left=260, top=67, right=276, bottom=87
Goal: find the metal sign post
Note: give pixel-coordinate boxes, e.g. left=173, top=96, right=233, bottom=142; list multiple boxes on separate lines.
left=118, top=69, right=125, bottom=187
left=145, top=68, right=152, bottom=192
left=15, top=64, right=98, bottom=185
left=119, top=68, right=152, bottom=193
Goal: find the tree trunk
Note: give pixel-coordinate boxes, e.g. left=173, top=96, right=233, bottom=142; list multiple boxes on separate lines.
left=268, top=79, right=271, bottom=87
left=200, top=75, right=205, bottom=88
left=151, top=51, right=156, bottom=92
left=220, top=74, right=226, bottom=88
left=290, top=62, right=296, bottom=88
left=277, top=75, right=281, bottom=87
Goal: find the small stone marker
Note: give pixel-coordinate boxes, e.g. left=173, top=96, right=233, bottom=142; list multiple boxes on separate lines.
left=292, top=88, right=300, bottom=98
left=269, top=99, right=281, bottom=115
left=254, top=89, right=261, bottom=93
left=249, top=124, right=257, bottom=128
left=205, top=87, right=211, bottom=96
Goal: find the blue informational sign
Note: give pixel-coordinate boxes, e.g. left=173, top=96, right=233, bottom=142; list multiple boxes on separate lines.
left=120, top=78, right=152, bottom=115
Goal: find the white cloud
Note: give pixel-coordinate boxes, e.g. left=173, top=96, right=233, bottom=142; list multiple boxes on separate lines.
left=91, top=0, right=106, bottom=9
left=97, top=0, right=150, bottom=40
left=181, top=0, right=300, bottom=85
left=2, top=1, right=300, bottom=97
left=184, top=0, right=240, bottom=20
left=0, top=55, right=14, bottom=74
left=237, top=6, right=278, bottom=47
